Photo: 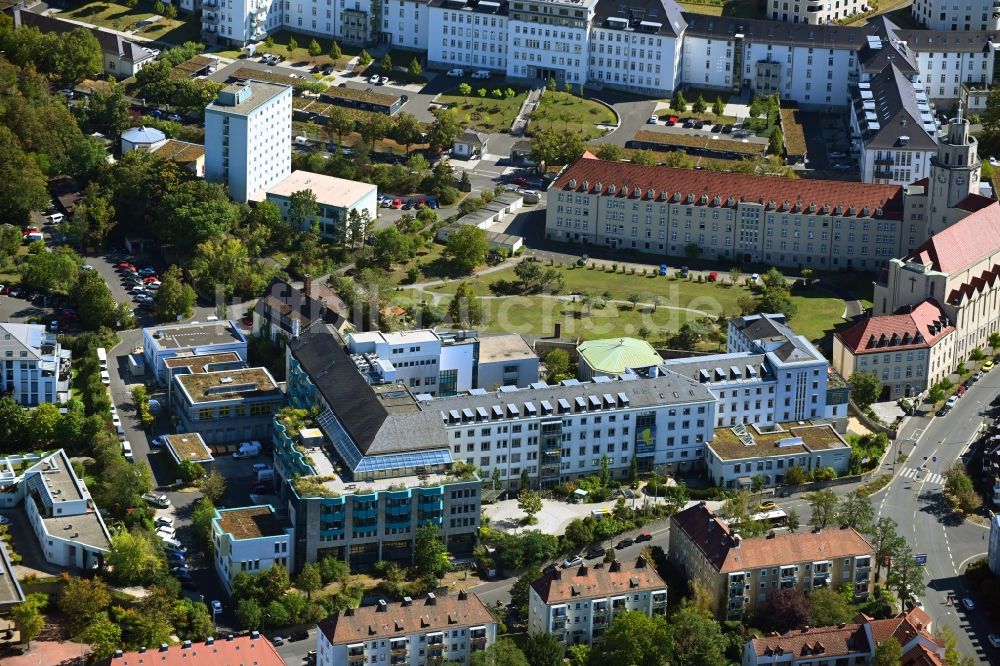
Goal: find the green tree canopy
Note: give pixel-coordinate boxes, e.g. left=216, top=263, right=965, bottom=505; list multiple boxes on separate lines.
left=445, top=225, right=489, bottom=274
left=447, top=281, right=484, bottom=327
left=154, top=265, right=196, bottom=322
left=872, top=637, right=903, bottom=666
left=594, top=610, right=671, bottom=666
left=848, top=371, right=883, bottom=409
left=414, top=523, right=450, bottom=579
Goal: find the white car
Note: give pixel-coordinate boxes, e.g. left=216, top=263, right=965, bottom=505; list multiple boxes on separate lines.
left=471, top=70, right=491, bottom=79
left=252, top=463, right=273, bottom=473
left=446, top=68, right=464, bottom=77
left=157, top=526, right=177, bottom=538
left=988, top=634, right=1000, bottom=648
left=167, top=113, right=182, bottom=122
left=100, top=370, right=111, bottom=386
left=379, top=76, right=389, bottom=85
left=946, top=395, right=959, bottom=408
left=369, top=74, right=380, bottom=84
left=145, top=281, right=161, bottom=291
left=111, top=414, right=122, bottom=428
left=154, top=516, right=174, bottom=528
left=647, top=114, right=658, bottom=124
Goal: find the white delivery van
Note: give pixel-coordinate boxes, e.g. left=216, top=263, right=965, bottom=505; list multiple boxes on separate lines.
left=233, top=441, right=262, bottom=458
left=96, top=347, right=108, bottom=370
left=23, top=232, right=44, bottom=243
left=294, top=135, right=309, bottom=146
left=121, top=440, right=134, bottom=463
left=46, top=212, right=64, bottom=225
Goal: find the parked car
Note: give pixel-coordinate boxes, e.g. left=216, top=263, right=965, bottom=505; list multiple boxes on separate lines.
left=289, top=629, right=309, bottom=642
left=0, top=516, right=11, bottom=526
left=562, top=556, right=583, bottom=569
left=647, top=114, right=658, bottom=124
left=173, top=570, right=193, bottom=582
left=722, top=124, right=733, bottom=133
left=379, top=76, right=389, bottom=85
left=665, top=116, right=679, bottom=126
left=962, top=597, right=975, bottom=611
left=635, top=531, right=653, bottom=542
left=271, top=636, right=285, bottom=646
left=616, top=537, right=634, bottom=549
left=167, top=113, right=182, bottom=122
left=984, top=359, right=995, bottom=371
left=155, top=516, right=174, bottom=528
left=513, top=176, right=530, bottom=187
left=679, top=266, right=689, bottom=278
left=471, top=70, right=492, bottom=79
left=946, top=396, right=959, bottom=408
left=323, top=66, right=334, bottom=75
left=142, top=493, right=171, bottom=508
left=585, top=545, right=606, bottom=559
left=988, top=634, right=1000, bottom=648
left=830, top=151, right=847, bottom=158
left=659, top=264, right=668, bottom=276
left=369, top=74, right=380, bottom=84
left=447, top=68, right=464, bottom=77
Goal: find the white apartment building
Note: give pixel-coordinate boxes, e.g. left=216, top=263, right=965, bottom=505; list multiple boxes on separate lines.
left=316, top=592, right=497, bottom=666
left=912, top=0, right=1000, bottom=31
left=212, top=505, right=294, bottom=593
left=528, top=557, right=668, bottom=647
left=0, top=450, right=111, bottom=570
left=0, top=323, right=71, bottom=406
left=382, top=0, right=429, bottom=51
left=345, top=329, right=539, bottom=396
left=505, top=0, right=595, bottom=85
left=665, top=314, right=850, bottom=428
left=204, top=80, right=292, bottom=203
left=427, top=0, right=510, bottom=75
left=767, top=0, right=866, bottom=25
left=545, top=153, right=906, bottom=271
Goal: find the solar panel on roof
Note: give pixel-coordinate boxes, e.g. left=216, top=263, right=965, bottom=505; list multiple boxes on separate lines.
left=204, top=383, right=258, bottom=395
left=865, top=111, right=878, bottom=120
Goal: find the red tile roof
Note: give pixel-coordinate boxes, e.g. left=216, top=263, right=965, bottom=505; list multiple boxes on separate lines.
left=835, top=299, right=953, bottom=354
left=954, top=193, right=995, bottom=213
left=552, top=154, right=904, bottom=218
left=530, top=557, right=666, bottom=604
left=947, top=263, right=1000, bottom=304
left=751, top=623, right=871, bottom=659
left=867, top=607, right=937, bottom=650
left=104, top=635, right=284, bottom=666
left=671, top=503, right=873, bottom=573
left=905, top=200, right=1000, bottom=273
left=902, top=643, right=947, bottom=665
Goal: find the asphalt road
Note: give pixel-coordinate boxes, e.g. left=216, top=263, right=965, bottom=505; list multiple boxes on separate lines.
left=877, top=368, right=1000, bottom=664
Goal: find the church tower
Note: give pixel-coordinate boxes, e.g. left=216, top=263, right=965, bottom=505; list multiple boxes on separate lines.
left=927, top=108, right=981, bottom=233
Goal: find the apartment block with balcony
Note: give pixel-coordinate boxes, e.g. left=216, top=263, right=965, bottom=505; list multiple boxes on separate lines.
left=0, top=323, right=71, bottom=406
left=528, top=557, right=667, bottom=647
left=669, top=503, right=874, bottom=620
left=316, top=591, right=496, bottom=666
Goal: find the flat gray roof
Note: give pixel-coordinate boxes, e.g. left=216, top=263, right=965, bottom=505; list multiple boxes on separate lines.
left=43, top=512, right=110, bottom=552
left=477, top=334, right=537, bottom=363
left=41, top=450, right=85, bottom=503
left=149, top=321, right=243, bottom=351
left=0, top=542, right=24, bottom=608
left=207, top=80, right=290, bottom=117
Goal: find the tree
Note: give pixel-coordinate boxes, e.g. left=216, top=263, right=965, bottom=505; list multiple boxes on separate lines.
left=191, top=497, right=217, bottom=548
left=471, top=638, right=529, bottom=666
left=886, top=542, right=925, bottom=600
left=428, top=108, right=463, bottom=153
left=235, top=598, right=263, bottom=630
left=391, top=112, right=423, bottom=154
left=287, top=37, right=299, bottom=53
left=567, top=644, right=591, bottom=666
left=294, top=562, right=322, bottom=600
left=768, top=126, right=784, bottom=156
left=873, top=637, right=903, bottom=666
left=563, top=518, right=594, bottom=552
left=718, top=489, right=766, bottom=537
left=595, top=143, right=623, bottom=161
left=360, top=112, right=392, bottom=151
left=692, top=94, right=707, bottom=114
left=445, top=225, right=488, bottom=274
left=0, top=127, right=50, bottom=225
left=758, top=587, right=811, bottom=633
left=415, top=523, right=450, bottom=579
left=107, top=530, right=163, bottom=585
left=80, top=612, right=122, bottom=660
left=529, top=128, right=585, bottom=166
left=55, top=28, right=103, bottom=84
left=74, top=270, right=117, bottom=330
left=509, top=567, right=541, bottom=619
left=308, top=39, right=322, bottom=57
left=259, top=564, right=292, bottom=601
left=836, top=491, right=875, bottom=531
left=329, top=41, right=342, bottom=61
left=263, top=599, right=290, bottom=628
left=684, top=242, right=702, bottom=261
left=869, top=517, right=903, bottom=581
left=197, top=470, right=227, bottom=504
left=522, top=632, right=563, bottom=666
left=665, top=605, right=727, bottom=666
left=627, top=292, right=641, bottom=309
left=928, top=383, right=945, bottom=403
left=172, top=598, right=214, bottom=641
left=786, top=507, right=801, bottom=532
left=944, top=464, right=981, bottom=514
left=60, top=576, right=112, bottom=633
left=594, top=610, right=671, bottom=666
left=988, top=331, right=1000, bottom=356
left=661, top=484, right=690, bottom=516
left=543, top=349, right=571, bottom=382
left=0, top=224, right=21, bottom=261
left=358, top=50, right=373, bottom=67
left=20, top=247, right=80, bottom=295
left=326, top=107, right=355, bottom=146
left=518, top=490, right=543, bottom=524
left=448, top=281, right=484, bottom=327
left=408, top=57, right=422, bottom=78
left=712, top=97, right=726, bottom=117
left=629, top=149, right=657, bottom=165
left=935, top=624, right=978, bottom=666
left=670, top=91, right=688, bottom=112
left=154, top=265, right=195, bottom=322
left=381, top=53, right=393, bottom=74
left=756, top=284, right=798, bottom=320
left=12, top=593, right=47, bottom=647
left=848, top=371, right=883, bottom=409
left=371, top=227, right=414, bottom=268
left=808, top=586, right=854, bottom=626
left=806, top=489, right=838, bottom=529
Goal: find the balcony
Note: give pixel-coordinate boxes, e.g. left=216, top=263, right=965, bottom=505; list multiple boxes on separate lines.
left=390, top=656, right=407, bottom=665
left=202, top=11, right=218, bottom=22
left=873, top=169, right=894, bottom=180
left=390, top=641, right=408, bottom=653
left=353, top=507, right=378, bottom=520
left=419, top=499, right=443, bottom=512
left=385, top=503, right=411, bottom=517
left=856, top=572, right=871, bottom=584
left=593, top=605, right=609, bottom=616
left=812, top=574, right=832, bottom=587
left=552, top=620, right=566, bottom=631
left=347, top=652, right=365, bottom=662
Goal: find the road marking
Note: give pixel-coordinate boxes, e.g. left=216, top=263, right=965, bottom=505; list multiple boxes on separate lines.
left=956, top=552, right=988, bottom=574
left=900, top=467, right=944, bottom=485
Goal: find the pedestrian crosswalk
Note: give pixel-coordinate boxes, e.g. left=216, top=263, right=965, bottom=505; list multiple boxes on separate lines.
left=900, top=467, right=944, bottom=485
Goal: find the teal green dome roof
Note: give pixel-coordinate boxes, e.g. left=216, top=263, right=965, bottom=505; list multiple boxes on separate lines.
left=578, top=337, right=661, bottom=375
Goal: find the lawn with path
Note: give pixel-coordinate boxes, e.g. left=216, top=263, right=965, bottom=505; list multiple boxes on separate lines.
left=211, top=29, right=363, bottom=67
left=435, top=88, right=528, bottom=134
left=527, top=90, right=617, bottom=140
left=59, top=0, right=201, bottom=44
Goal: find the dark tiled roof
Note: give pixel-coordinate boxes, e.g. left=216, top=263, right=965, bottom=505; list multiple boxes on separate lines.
left=751, top=624, right=870, bottom=659
left=531, top=557, right=666, bottom=604
left=553, top=155, right=904, bottom=218
left=593, top=0, right=687, bottom=37
left=856, top=17, right=918, bottom=75
left=319, top=592, right=494, bottom=645
left=895, top=29, right=997, bottom=53
left=255, top=278, right=345, bottom=332
left=853, top=64, right=936, bottom=151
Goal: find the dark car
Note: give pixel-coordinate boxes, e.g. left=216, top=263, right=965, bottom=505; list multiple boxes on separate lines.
left=682, top=119, right=695, bottom=128
left=586, top=545, right=606, bottom=560
left=289, top=629, right=309, bottom=642
left=936, top=407, right=949, bottom=417
left=323, top=66, right=334, bottom=75
left=712, top=124, right=722, bottom=132
left=679, top=266, right=690, bottom=278
left=722, top=124, right=733, bottom=134
left=635, top=531, right=653, bottom=542
left=616, top=537, right=634, bottom=549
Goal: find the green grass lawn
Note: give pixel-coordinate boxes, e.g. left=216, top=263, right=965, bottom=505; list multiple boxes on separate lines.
left=435, top=89, right=528, bottom=134
left=60, top=0, right=201, bottom=44
left=529, top=90, right=616, bottom=140
left=212, top=29, right=365, bottom=67
left=407, top=263, right=852, bottom=345
left=679, top=0, right=764, bottom=17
